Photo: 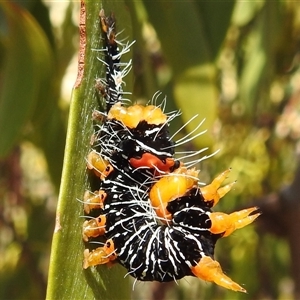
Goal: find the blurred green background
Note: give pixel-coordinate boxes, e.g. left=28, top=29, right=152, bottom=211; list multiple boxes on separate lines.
left=1, top=0, right=300, bottom=299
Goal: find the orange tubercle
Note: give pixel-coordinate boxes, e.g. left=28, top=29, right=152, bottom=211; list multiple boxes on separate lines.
left=209, top=207, right=260, bottom=237
left=191, top=256, right=246, bottom=293
left=149, top=167, right=198, bottom=221
left=149, top=167, right=199, bottom=208
left=200, top=169, right=234, bottom=206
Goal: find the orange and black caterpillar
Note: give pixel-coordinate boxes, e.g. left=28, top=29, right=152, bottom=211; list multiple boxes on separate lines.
left=82, top=9, right=260, bottom=293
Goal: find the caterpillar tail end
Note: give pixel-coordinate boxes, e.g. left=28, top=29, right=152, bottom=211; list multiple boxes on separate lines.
left=99, top=9, right=115, bottom=38
left=209, top=207, right=260, bottom=236
left=200, top=169, right=234, bottom=206
left=191, top=256, right=247, bottom=293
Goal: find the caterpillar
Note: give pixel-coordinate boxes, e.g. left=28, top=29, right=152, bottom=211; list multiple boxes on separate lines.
left=82, top=9, right=260, bottom=293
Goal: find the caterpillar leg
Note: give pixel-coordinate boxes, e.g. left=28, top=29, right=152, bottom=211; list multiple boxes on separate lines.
left=209, top=207, right=260, bottom=237
left=82, top=215, right=106, bottom=242
left=200, top=169, right=234, bottom=206
left=83, top=190, right=107, bottom=214
left=87, top=151, right=113, bottom=179
left=191, top=256, right=246, bottom=293
left=83, top=239, right=116, bottom=269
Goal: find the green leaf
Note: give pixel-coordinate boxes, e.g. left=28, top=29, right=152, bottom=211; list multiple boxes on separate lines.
left=193, top=0, right=236, bottom=59
left=238, top=1, right=282, bottom=118
left=141, top=1, right=210, bottom=74
left=0, top=2, right=54, bottom=158
left=46, top=1, right=131, bottom=299
left=139, top=1, right=235, bottom=149
left=232, top=0, right=264, bottom=26
left=142, top=0, right=235, bottom=74
left=174, top=64, right=217, bottom=149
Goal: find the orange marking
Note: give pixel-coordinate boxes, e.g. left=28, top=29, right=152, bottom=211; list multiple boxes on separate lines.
left=129, top=153, right=175, bottom=173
